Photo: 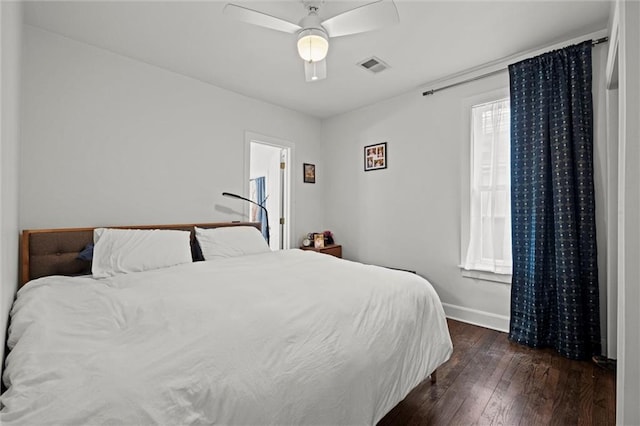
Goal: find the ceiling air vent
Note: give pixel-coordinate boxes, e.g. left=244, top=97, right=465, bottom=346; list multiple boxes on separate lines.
left=358, top=56, right=390, bottom=74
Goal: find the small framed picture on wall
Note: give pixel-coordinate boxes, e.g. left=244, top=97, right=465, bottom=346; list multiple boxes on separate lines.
left=303, top=163, right=316, bottom=183
left=364, top=142, right=387, bottom=171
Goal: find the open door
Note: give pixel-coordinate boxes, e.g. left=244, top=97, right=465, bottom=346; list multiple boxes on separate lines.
left=248, top=135, right=292, bottom=250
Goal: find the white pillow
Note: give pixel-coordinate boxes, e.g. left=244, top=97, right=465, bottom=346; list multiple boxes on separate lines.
left=195, top=226, right=270, bottom=260
left=92, top=228, right=192, bottom=278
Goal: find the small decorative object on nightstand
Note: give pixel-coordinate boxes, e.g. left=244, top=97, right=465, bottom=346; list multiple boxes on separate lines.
left=323, top=230, right=334, bottom=245
left=300, top=244, right=342, bottom=259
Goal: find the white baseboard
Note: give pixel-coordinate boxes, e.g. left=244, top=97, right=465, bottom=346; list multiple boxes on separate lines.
left=442, top=303, right=510, bottom=333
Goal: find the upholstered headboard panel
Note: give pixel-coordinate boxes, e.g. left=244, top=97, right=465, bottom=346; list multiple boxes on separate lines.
left=20, top=222, right=261, bottom=286
left=25, top=229, right=95, bottom=284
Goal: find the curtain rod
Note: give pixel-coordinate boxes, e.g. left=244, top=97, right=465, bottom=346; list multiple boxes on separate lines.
left=422, top=37, right=609, bottom=97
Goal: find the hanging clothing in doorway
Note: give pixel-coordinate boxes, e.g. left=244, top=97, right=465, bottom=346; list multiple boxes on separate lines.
left=250, top=176, right=269, bottom=241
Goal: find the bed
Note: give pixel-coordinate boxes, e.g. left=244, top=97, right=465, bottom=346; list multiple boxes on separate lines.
left=1, top=222, right=452, bottom=425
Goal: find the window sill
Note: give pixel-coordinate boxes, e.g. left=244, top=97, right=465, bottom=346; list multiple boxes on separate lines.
left=459, top=267, right=512, bottom=284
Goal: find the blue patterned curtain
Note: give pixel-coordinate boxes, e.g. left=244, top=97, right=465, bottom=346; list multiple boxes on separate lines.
left=254, top=176, right=268, bottom=241
left=508, top=41, right=600, bottom=360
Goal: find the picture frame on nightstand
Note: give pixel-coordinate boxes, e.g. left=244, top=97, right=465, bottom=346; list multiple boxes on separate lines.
left=314, top=233, right=325, bottom=248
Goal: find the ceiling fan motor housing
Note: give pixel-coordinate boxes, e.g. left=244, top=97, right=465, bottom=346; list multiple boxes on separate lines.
left=298, top=11, right=324, bottom=33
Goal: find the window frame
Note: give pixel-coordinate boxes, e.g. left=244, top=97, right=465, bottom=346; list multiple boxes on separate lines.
left=460, top=88, right=512, bottom=284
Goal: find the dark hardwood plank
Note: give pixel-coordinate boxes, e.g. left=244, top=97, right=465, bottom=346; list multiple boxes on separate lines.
left=378, top=319, right=616, bottom=426
left=480, top=350, right=530, bottom=425
left=592, top=358, right=616, bottom=425
left=379, top=321, right=487, bottom=426
left=519, top=349, right=559, bottom=425
left=446, top=331, right=508, bottom=424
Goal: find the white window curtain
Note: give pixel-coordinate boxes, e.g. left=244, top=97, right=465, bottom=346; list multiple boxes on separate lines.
left=464, top=98, right=512, bottom=275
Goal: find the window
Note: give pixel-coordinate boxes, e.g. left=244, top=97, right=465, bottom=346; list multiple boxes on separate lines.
left=463, top=98, right=512, bottom=276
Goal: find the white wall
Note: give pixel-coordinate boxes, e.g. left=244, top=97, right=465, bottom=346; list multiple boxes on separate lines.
left=20, top=26, right=323, bottom=242
left=0, top=0, right=23, bottom=376
left=321, top=42, right=609, bottom=333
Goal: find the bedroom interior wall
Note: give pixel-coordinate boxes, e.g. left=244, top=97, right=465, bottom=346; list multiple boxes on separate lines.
left=321, top=42, right=609, bottom=333
left=0, top=1, right=23, bottom=377
left=19, top=26, right=324, bottom=241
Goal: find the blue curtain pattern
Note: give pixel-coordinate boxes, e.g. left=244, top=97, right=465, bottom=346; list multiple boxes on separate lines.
left=508, top=41, right=600, bottom=360
left=254, top=176, right=268, bottom=241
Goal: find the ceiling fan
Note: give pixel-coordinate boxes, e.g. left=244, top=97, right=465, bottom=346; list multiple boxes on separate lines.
left=223, top=0, right=399, bottom=82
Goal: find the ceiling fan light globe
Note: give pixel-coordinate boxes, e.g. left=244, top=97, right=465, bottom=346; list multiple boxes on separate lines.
left=297, top=29, right=329, bottom=62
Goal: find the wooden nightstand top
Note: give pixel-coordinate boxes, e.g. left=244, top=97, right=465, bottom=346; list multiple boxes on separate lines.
left=300, top=244, right=342, bottom=259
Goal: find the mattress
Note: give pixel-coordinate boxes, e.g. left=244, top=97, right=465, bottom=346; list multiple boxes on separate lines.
left=1, top=249, right=452, bottom=425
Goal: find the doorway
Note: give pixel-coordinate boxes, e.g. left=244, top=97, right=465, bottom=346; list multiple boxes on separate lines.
left=247, top=133, right=292, bottom=250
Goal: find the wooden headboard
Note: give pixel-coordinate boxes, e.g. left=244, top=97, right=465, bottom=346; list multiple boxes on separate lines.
left=20, top=222, right=261, bottom=287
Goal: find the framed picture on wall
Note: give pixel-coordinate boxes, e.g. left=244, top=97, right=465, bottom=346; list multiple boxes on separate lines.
left=303, top=163, right=316, bottom=183
left=364, top=142, right=387, bottom=171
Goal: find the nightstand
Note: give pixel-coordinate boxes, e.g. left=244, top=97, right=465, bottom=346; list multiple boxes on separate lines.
left=300, top=244, right=342, bottom=259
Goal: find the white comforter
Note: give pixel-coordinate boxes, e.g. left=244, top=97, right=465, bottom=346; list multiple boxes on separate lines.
left=1, top=250, right=452, bottom=425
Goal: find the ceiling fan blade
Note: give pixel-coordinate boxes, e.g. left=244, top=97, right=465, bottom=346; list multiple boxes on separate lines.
left=304, top=60, right=327, bottom=82
left=223, top=3, right=301, bottom=34
left=321, top=0, right=399, bottom=38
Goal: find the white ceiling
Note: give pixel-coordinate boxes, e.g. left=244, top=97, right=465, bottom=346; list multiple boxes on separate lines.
left=24, top=1, right=611, bottom=119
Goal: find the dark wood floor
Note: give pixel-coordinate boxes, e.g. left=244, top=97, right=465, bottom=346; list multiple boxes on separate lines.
left=378, top=319, right=616, bottom=425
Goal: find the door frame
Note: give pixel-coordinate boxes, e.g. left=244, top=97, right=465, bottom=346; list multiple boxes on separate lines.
left=244, top=131, right=294, bottom=250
